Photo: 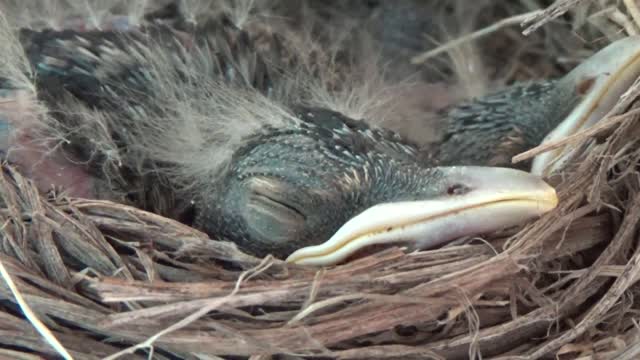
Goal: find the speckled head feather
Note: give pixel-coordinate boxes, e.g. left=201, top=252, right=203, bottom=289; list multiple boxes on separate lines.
left=197, top=106, right=445, bottom=257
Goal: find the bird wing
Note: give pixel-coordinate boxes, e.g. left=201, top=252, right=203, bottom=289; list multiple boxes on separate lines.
left=428, top=80, right=559, bottom=168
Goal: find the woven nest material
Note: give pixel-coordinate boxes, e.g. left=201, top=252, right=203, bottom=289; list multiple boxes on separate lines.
left=3, top=1, right=640, bottom=359
left=0, top=107, right=639, bottom=360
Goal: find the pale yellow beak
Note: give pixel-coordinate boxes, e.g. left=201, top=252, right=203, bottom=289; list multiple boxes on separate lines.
left=531, top=36, right=640, bottom=176
left=286, top=167, right=557, bottom=266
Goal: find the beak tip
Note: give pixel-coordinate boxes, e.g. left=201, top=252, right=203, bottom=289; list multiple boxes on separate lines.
left=545, top=187, right=559, bottom=211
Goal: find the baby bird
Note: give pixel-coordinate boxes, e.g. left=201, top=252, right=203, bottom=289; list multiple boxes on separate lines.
left=428, top=36, right=640, bottom=176
left=0, top=10, right=558, bottom=266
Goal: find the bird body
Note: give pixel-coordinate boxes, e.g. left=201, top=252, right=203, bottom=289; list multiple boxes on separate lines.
left=11, top=17, right=285, bottom=215
left=0, top=7, right=561, bottom=266
left=430, top=35, right=640, bottom=176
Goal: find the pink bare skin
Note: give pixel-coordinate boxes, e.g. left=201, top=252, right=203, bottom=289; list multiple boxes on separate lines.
left=1, top=15, right=148, bottom=199
left=0, top=90, right=96, bottom=199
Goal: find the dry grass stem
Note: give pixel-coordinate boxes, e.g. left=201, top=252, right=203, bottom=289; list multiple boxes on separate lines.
left=411, top=10, right=543, bottom=65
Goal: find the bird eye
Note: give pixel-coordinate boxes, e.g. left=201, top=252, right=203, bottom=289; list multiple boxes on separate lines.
left=576, top=76, right=596, bottom=96
left=447, top=184, right=470, bottom=196
left=240, top=176, right=308, bottom=245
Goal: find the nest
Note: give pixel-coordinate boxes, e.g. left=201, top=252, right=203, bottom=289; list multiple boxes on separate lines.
left=3, top=0, right=640, bottom=359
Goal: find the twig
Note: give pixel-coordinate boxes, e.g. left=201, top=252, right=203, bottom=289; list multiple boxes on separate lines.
left=288, top=293, right=434, bottom=325
left=0, top=257, right=73, bottom=360
left=608, top=8, right=639, bottom=36
left=521, top=0, right=592, bottom=36
left=102, top=256, right=275, bottom=360
left=512, top=108, right=640, bottom=164
left=410, top=10, right=542, bottom=65
left=624, top=0, right=640, bottom=31
left=528, top=193, right=640, bottom=357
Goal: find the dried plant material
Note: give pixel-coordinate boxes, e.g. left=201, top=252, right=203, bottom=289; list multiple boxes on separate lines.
left=0, top=255, right=73, bottom=359
left=521, top=0, right=593, bottom=35
left=512, top=106, right=640, bottom=164
left=624, top=0, right=640, bottom=31
left=411, top=10, right=543, bottom=65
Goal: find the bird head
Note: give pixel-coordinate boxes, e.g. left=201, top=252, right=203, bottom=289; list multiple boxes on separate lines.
left=432, top=36, right=640, bottom=176
left=196, top=107, right=557, bottom=266
left=531, top=36, right=640, bottom=176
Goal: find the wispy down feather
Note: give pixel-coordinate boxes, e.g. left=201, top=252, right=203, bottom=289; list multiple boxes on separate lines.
left=0, top=0, right=424, bottom=218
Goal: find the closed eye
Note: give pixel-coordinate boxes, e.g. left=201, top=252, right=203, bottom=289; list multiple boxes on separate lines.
left=447, top=184, right=470, bottom=196
left=249, top=191, right=307, bottom=220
